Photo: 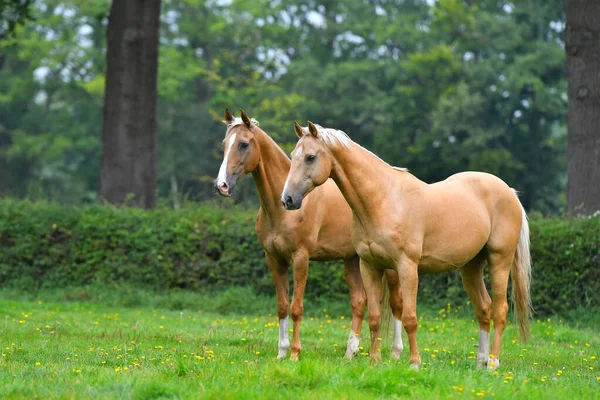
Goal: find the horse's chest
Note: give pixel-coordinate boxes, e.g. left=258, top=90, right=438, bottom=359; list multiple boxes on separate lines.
left=354, top=236, right=396, bottom=267
left=256, top=221, right=295, bottom=258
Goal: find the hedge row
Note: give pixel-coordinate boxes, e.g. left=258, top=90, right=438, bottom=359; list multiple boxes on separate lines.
left=0, top=199, right=599, bottom=316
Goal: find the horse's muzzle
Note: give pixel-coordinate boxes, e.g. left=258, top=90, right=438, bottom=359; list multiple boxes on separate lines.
left=281, top=194, right=301, bottom=210
left=214, top=179, right=234, bottom=197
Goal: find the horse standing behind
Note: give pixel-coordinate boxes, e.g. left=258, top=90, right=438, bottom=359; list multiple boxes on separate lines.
left=282, top=121, right=532, bottom=370
left=214, top=110, right=403, bottom=360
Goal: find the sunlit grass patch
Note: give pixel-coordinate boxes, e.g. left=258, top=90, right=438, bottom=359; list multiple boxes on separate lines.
left=0, top=296, right=598, bottom=399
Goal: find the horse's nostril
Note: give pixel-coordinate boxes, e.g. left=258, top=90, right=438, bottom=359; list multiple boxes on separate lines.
left=285, top=196, right=294, bottom=208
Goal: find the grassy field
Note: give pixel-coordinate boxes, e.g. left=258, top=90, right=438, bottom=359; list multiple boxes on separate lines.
left=0, top=291, right=599, bottom=399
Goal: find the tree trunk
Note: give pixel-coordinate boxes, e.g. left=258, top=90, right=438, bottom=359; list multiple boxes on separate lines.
left=100, top=0, right=161, bottom=209
left=565, top=0, right=600, bottom=216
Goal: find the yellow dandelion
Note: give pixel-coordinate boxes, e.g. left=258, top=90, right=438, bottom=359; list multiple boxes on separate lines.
left=35, top=361, right=41, bottom=366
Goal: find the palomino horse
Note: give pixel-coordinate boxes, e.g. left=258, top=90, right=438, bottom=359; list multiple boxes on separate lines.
left=214, top=110, right=403, bottom=360
left=282, top=121, right=532, bottom=370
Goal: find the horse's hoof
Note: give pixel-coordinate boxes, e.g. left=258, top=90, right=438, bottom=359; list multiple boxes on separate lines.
left=290, top=353, right=300, bottom=361
left=277, top=348, right=289, bottom=360
left=476, top=355, right=488, bottom=369
left=410, top=362, right=421, bottom=371
left=487, top=357, right=500, bottom=371
left=370, top=354, right=382, bottom=363
left=392, top=347, right=403, bottom=360
left=344, top=351, right=357, bottom=360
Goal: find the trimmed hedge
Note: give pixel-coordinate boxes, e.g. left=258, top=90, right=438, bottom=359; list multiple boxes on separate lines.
left=0, top=199, right=598, bottom=316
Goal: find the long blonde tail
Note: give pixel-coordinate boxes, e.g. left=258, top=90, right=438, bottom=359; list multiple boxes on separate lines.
left=512, top=199, right=532, bottom=342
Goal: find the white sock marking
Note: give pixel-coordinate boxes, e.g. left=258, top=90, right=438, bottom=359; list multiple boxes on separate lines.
left=477, top=329, right=490, bottom=368
left=277, top=317, right=290, bottom=359
left=345, top=330, right=360, bottom=358
left=392, top=317, right=404, bottom=359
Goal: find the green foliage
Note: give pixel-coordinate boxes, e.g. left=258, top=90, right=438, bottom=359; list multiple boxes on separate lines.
left=0, top=0, right=34, bottom=40
left=0, top=0, right=568, bottom=212
left=0, top=200, right=598, bottom=317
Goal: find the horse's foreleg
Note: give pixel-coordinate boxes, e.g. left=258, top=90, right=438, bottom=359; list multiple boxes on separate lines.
left=359, top=259, right=384, bottom=362
left=290, top=251, right=309, bottom=361
left=460, top=254, right=492, bottom=369
left=487, top=251, right=513, bottom=371
left=397, top=257, right=420, bottom=369
left=384, top=269, right=404, bottom=360
left=343, top=256, right=366, bottom=359
left=266, top=253, right=290, bottom=360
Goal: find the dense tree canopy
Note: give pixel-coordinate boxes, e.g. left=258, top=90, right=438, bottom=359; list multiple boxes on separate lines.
left=0, top=0, right=567, bottom=212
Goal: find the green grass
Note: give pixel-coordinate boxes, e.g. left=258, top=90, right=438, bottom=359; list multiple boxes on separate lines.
left=0, top=292, right=599, bottom=399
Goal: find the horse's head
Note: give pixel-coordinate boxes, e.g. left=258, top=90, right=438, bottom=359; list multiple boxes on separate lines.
left=281, top=121, right=334, bottom=210
left=214, top=109, right=261, bottom=197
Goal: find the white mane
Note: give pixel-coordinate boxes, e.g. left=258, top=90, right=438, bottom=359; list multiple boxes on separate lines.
left=302, top=124, right=407, bottom=172
left=224, top=117, right=260, bottom=132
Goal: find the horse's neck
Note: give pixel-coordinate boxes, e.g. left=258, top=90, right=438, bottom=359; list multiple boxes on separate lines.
left=330, top=142, right=412, bottom=224
left=252, top=129, right=290, bottom=218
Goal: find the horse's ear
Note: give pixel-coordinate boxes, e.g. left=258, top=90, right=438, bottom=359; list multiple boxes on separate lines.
left=294, top=121, right=304, bottom=138
left=240, top=109, right=253, bottom=128
left=224, top=108, right=235, bottom=124
left=307, top=121, right=319, bottom=138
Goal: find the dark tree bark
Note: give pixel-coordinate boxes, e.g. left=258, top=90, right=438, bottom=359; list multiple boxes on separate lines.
left=100, top=0, right=161, bottom=209
left=565, top=0, right=600, bottom=215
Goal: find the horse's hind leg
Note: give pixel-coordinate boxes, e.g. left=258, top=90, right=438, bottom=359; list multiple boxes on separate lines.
left=359, top=259, right=384, bottom=362
left=460, top=252, right=492, bottom=369
left=487, top=250, right=514, bottom=370
left=289, top=251, right=309, bottom=361
left=343, top=256, right=366, bottom=359
left=384, top=269, right=404, bottom=360
left=266, top=253, right=290, bottom=360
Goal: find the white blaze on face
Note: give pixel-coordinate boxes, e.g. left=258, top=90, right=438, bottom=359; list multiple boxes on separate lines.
left=345, top=329, right=360, bottom=358
left=217, top=133, right=237, bottom=186
left=392, top=317, right=404, bottom=359
left=277, top=317, right=290, bottom=359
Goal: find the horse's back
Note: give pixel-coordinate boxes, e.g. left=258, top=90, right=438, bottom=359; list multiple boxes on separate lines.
left=431, top=171, right=517, bottom=211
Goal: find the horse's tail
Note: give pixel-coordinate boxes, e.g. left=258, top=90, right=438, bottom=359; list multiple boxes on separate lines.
left=380, top=273, right=392, bottom=339
left=512, top=194, right=532, bottom=342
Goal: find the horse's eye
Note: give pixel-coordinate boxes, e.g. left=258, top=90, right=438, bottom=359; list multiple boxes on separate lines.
left=239, top=142, right=249, bottom=150
left=306, top=154, right=316, bottom=163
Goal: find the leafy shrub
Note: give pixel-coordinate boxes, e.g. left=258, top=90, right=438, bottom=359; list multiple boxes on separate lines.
left=0, top=199, right=598, bottom=316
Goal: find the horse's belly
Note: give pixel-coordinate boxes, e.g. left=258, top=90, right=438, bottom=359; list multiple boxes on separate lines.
left=418, top=256, right=464, bottom=274
left=419, top=236, right=486, bottom=273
